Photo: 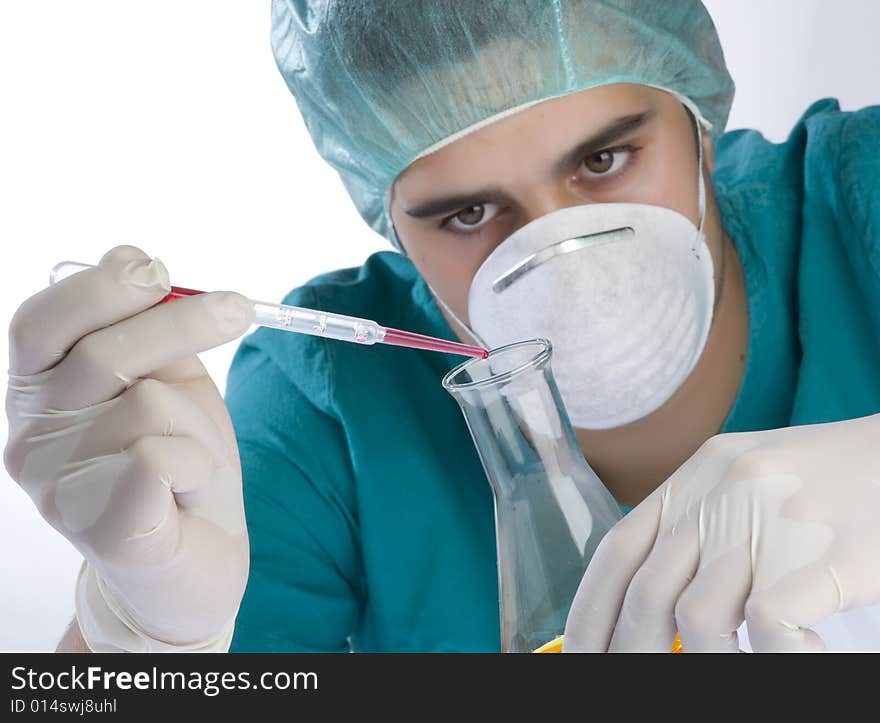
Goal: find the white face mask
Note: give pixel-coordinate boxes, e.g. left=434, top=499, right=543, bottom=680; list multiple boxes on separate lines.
left=430, top=113, right=715, bottom=430
left=468, top=200, right=713, bottom=429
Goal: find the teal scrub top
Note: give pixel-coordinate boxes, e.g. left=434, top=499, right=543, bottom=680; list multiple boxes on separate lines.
left=225, top=99, right=880, bottom=652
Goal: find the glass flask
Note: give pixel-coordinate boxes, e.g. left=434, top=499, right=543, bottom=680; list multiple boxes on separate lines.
left=442, top=338, right=623, bottom=653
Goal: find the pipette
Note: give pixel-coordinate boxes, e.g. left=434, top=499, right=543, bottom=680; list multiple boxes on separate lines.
left=50, top=261, right=489, bottom=359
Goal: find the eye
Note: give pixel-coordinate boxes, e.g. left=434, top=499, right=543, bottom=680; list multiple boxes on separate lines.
left=578, top=146, right=636, bottom=179
left=444, top=202, right=500, bottom=233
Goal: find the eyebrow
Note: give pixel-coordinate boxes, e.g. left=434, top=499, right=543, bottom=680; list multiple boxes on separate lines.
left=404, top=109, right=656, bottom=220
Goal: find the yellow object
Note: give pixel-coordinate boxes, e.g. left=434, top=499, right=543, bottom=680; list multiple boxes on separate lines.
left=533, top=633, right=683, bottom=653
left=533, top=635, right=565, bottom=653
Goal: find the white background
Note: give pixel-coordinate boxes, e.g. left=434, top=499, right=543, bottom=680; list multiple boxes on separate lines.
left=1, top=0, right=878, bottom=651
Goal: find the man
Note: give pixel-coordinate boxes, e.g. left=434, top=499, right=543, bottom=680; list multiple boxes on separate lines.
left=228, top=0, right=880, bottom=652
left=7, top=0, right=878, bottom=652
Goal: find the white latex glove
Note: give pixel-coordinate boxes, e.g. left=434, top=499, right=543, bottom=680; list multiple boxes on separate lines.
left=563, top=416, right=880, bottom=652
left=4, top=245, right=255, bottom=651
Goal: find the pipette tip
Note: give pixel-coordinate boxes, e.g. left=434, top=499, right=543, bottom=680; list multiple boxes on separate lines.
left=382, top=327, right=489, bottom=359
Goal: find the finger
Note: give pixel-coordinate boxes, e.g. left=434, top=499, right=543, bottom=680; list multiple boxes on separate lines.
left=43, top=289, right=254, bottom=411
left=51, top=438, right=172, bottom=548
left=145, top=354, right=243, bottom=455
left=98, top=245, right=151, bottom=266
left=563, top=433, right=761, bottom=653
left=674, top=542, right=752, bottom=652
left=65, top=435, right=214, bottom=565
left=609, top=511, right=700, bottom=652
left=655, top=433, right=762, bottom=532
left=143, top=353, right=240, bottom=460
left=148, top=354, right=209, bottom=385
left=9, top=245, right=170, bottom=376
left=123, top=434, right=217, bottom=497
left=563, top=492, right=663, bottom=652
left=69, top=377, right=230, bottom=470
left=170, top=374, right=240, bottom=461
left=9, top=375, right=229, bottom=495
left=90, top=379, right=242, bottom=521
left=744, top=561, right=852, bottom=652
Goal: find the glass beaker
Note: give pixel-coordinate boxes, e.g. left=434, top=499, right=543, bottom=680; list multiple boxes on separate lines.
left=442, top=338, right=623, bottom=653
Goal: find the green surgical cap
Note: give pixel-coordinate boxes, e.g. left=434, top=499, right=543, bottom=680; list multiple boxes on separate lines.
left=270, top=0, right=734, bottom=249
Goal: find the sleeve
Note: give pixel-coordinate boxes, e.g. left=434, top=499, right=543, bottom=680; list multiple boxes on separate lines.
left=801, top=103, right=880, bottom=327
left=837, top=105, right=880, bottom=273
left=222, top=332, right=365, bottom=652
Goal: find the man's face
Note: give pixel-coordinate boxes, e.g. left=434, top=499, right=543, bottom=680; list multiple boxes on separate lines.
left=389, top=83, right=720, bottom=329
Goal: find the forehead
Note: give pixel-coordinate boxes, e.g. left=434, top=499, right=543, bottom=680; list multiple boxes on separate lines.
left=394, top=83, right=676, bottom=195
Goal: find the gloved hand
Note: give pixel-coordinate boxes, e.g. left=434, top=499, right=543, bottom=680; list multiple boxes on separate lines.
left=563, top=416, right=880, bottom=652
left=4, top=245, right=255, bottom=651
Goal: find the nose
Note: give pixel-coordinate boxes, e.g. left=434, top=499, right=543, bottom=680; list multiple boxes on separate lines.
left=515, top=184, right=593, bottom=232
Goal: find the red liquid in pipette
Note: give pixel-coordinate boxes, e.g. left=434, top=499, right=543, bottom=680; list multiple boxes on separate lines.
left=382, top=327, right=489, bottom=359
left=157, top=285, right=489, bottom=359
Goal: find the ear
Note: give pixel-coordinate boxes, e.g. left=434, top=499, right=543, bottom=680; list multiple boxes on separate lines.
left=701, top=131, right=715, bottom=174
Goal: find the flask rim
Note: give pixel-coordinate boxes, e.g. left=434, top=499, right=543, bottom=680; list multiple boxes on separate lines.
left=441, top=338, right=552, bottom=392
